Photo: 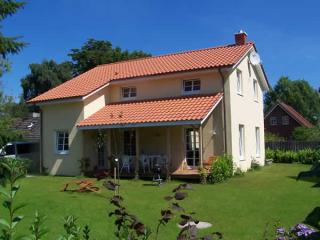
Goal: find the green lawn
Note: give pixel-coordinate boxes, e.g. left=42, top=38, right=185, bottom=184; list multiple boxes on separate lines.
left=11, top=164, right=319, bottom=239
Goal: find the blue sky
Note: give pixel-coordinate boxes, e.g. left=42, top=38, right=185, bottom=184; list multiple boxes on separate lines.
left=2, top=0, right=320, bottom=99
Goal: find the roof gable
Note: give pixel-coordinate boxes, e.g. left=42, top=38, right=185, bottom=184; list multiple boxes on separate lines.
left=265, top=102, right=314, bottom=128
left=28, top=43, right=253, bottom=103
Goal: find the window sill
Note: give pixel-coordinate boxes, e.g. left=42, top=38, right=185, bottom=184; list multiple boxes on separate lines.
left=237, top=93, right=244, bottom=97
left=121, top=97, right=137, bottom=101
left=56, top=151, right=69, bottom=155
left=182, top=90, right=201, bottom=95
left=239, top=158, right=245, bottom=161
left=256, top=155, right=260, bottom=158
left=254, top=100, right=259, bottom=103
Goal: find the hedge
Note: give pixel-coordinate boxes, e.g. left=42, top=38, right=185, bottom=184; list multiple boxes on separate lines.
left=266, top=148, right=320, bottom=164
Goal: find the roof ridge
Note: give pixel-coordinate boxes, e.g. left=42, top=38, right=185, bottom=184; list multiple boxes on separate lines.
left=97, top=42, right=254, bottom=68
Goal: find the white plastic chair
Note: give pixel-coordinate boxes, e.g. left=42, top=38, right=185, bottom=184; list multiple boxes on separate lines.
left=120, top=155, right=131, bottom=173
left=140, top=155, right=150, bottom=173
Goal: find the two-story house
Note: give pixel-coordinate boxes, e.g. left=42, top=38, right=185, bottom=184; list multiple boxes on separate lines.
left=28, top=31, right=269, bottom=177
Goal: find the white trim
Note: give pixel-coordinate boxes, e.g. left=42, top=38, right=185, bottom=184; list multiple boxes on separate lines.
left=35, top=97, right=83, bottom=106
left=200, top=96, right=223, bottom=124
left=82, top=83, right=110, bottom=100
left=78, top=120, right=201, bottom=130
left=232, top=46, right=254, bottom=70
left=54, top=130, right=69, bottom=155
left=181, top=79, right=201, bottom=95
left=232, top=46, right=269, bottom=91
left=121, top=86, right=137, bottom=100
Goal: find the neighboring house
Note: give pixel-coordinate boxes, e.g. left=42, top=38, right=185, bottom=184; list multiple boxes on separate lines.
left=10, top=113, right=41, bottom=172
left=28, top=31, right=269, bottom=177
left=13, top=113, right=41, bottom=142
left=264, top=101, right=314, bottom=139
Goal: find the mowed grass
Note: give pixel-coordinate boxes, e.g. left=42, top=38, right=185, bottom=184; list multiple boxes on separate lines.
left=11, top=164, right=319, bottom=239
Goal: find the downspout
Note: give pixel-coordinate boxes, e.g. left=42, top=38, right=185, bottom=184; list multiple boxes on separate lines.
left=39, top=108, right=43, bottom=174
left=218, top=68, right=228, bottom=154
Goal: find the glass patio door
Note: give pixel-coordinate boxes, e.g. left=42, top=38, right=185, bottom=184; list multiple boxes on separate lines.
left=185, top=128, right=200, bottom=167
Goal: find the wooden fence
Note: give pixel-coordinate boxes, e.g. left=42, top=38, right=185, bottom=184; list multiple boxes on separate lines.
left=265, top=141, right=320, bottom=151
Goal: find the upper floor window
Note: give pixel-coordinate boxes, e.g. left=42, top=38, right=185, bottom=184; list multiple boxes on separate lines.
left=122, top=87, right=137, bottom=99
left=236, top=70, right=243, bottom=95
left=248, top=59, right=251, bottom=77
left=183, top=79, right=201, bottom=93
left=270, top=117, right=277, bottom=126
left=282, top=116, right=289, bottom=125
left=253, top=79, right=258, bottom=101
left=56, top=131, right=69, bottom=154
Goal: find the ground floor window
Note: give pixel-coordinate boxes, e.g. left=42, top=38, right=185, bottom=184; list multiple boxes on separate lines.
left=123, top=130, right=136, bottom=156
left=185, top=128, right=200, bottom=167
left=56, top=131, right=69, bottom=154
left=255, top=127, right=260, bottom=157
left=239, top=125, right=245, bottom=160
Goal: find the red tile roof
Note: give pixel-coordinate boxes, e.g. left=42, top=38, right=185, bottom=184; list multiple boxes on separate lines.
left=28, top=43, right=253, bottom=103
left=77, top=93, right=223, bottom=128
left=278, top=102, right=314, bottom=128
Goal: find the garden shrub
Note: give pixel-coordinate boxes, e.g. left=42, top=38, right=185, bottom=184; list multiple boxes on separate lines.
left=209, top=154, right=233, bottom=183
left=266, top=148, right=320, bottom=164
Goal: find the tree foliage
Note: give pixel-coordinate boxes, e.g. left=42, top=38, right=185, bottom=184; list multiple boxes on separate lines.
left=292, top=126, right=320, bottom=141
left=0, top=0, right=26, bottom=77
left=264, top=77, right=320, bottom=125
left=0, top=90, right=26, bottom=146
left=21, top=60, right=73, bottom=101
left=68, top=38, right=151, bottom=75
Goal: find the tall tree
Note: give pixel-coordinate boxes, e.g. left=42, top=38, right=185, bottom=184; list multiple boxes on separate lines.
left=0, top=0, right=26, bottom=77
left=21, top=60, right=73, bottom=101
left=264, top=76, right=320, bottom=125
left=68, top=39, right=151, bottom=75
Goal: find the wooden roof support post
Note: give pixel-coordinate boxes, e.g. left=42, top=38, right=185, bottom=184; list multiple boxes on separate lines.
left=134, top=128, right=140, bottom=180
left=200, top=125, right=204, bottom=168
left=166, top=127, right=172, bottom=181
left=107, top=129, right=112, bottom=168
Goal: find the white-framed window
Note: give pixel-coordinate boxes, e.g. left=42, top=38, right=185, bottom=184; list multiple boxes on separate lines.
left=183, top=79, right=201, bottom=93
left=253, top=79, right=258, bottom=101
left=282, top=116, right=289, bottom=125
left=121, top=87, right=137, bottom=99
left=236, top=70, right=243, bottom=95
left=255, top=127, right=261, bottom=157
left=270, top=117, right=277, bottom=126
left=239, top=124, right=245, bottom=160
left=55, top=131, right=69, bottom=154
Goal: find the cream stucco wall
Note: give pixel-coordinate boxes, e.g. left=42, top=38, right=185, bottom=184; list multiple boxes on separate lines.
left=83, top=90, right=107, bottom=119
left=108, top=71, right=223, bottom=102
left=41, top=102, right=84, bottom=175
left=224, top=54, right=266, bottom=170
left=202, top=102, right=224, bottom=161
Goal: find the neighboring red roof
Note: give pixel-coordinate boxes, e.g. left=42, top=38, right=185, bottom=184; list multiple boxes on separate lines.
left=278, top=102, right=314, bottom=128
left=28, top=43, right=253, bottom=103
left=77, top=93, right=223, bottom=128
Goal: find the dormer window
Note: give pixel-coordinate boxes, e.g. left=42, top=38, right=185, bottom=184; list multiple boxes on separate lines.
left=183, top=79, right=201, bottom=93
left=122, top=87, right=137, bottom=99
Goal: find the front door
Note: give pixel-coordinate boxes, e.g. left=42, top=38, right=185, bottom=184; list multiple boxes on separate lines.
left=185, top=128, right=200, bottom=167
